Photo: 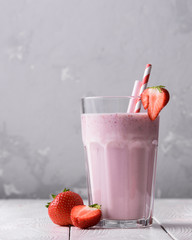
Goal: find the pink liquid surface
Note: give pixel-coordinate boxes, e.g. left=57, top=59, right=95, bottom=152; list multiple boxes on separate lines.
left=81, top=113, right=159, bottom=220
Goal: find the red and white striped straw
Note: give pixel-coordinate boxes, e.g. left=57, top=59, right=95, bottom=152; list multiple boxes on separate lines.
left=134, top=64, right=152, bottom=113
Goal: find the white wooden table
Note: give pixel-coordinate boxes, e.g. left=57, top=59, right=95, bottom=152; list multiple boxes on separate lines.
left=0, top=199, right=192, bottom=240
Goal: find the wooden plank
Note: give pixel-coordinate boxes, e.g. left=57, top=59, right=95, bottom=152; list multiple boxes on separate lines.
left=1, top=199, right=191, bottom=240
left=70, top=221, right=172, bottom=240
left=154, top=199, right=192, bottom=240
left=0, top=199, right=69, bottom=240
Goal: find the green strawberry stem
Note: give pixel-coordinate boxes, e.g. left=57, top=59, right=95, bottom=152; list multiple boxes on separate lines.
left=89, top=204, right=101, bottom=210
left=63, top=188, right=70, bottom=192
left=45, top=202, right=51, bottom=208
left=148, top=85, right=166, bottom=93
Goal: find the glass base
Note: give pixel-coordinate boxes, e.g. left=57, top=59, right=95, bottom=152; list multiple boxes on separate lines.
left=92, top=217, right=153, bottom=229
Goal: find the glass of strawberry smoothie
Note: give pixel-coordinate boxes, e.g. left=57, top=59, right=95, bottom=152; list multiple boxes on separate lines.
left=81, top=96, right=159, bottom=228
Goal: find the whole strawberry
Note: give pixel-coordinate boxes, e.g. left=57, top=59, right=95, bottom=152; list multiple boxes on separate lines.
left=46, top=188, right=84, bottom=226
left=141, top=85, right=170, bottom=121
left=71, top=204, right=102, bottom=229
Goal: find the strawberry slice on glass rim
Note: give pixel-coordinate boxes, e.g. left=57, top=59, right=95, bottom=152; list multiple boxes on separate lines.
left=141, top=85, right=170, bottom=121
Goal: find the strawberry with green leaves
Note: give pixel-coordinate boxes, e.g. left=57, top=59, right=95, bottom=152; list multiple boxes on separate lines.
left=141, top=85, right=170, bottom=121
left=71, top=204, right=102, bottom=229
left=46, top=188, right=83, bottom=226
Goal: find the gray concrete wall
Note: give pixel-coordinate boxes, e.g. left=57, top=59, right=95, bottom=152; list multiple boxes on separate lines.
left=0, top=0, right=191, bottom=198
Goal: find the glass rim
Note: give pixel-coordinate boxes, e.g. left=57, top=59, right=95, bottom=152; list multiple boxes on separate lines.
left=81, top=96, right=141, bottom=100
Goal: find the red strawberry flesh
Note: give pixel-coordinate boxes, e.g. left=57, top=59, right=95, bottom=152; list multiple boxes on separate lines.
left=141, top=86, right=170, bottom=120
left=71, top=204, right=102, bottom=229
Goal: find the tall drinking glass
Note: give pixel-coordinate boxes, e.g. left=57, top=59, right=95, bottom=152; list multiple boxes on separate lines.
left=81, top=96, right=159, bottom=228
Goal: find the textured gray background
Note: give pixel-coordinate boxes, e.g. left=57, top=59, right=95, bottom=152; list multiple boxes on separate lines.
left=0, top=0, right=191, bottom=199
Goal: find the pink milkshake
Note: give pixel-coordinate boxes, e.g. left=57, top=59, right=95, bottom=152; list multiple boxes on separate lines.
left=81, top=112, right=159, bottom=226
